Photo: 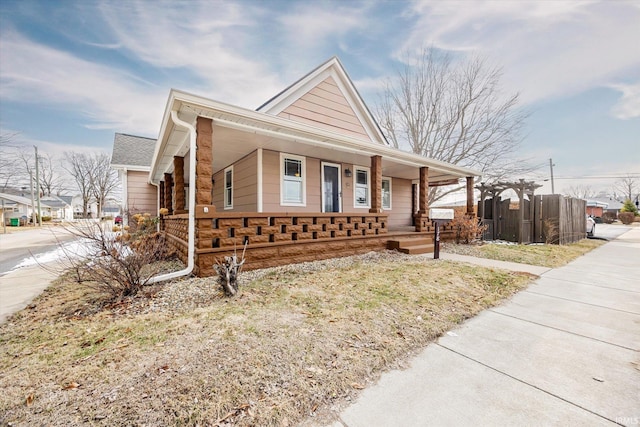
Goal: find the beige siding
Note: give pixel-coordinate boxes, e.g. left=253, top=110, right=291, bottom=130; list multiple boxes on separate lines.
left=127, top=171, right=157, bottom=214
left=212, top=151, right=258, bottom=212
left=386, top=178, right=413, bottom=228
left=278, top=77, right=370, bottom=141
left=262, top=150, right=321, bottom=212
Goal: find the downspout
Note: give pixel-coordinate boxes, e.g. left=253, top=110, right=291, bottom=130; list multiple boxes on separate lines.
left=149, top=110, right=196, bottom=283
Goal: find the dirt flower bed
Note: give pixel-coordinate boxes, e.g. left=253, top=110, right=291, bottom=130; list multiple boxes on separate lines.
left=442, top=239, right=605, bottom=268
left=1, top=251, right=533, bottom=426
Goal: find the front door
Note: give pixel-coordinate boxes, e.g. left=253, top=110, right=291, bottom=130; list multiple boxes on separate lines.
left=322, top=162, right=341, bottom=213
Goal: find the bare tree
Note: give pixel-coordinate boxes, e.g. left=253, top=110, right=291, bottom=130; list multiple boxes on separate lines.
left=613, top=175, right=639, bottom=202
left=64, top=152, right=94, bottom=217
left=563, top=184, right=596, bottom=200
left=0, top=133, right=20, bottom=191
left=38, top=152, right=67, bottom=196
left=90, top=153, right=119, bottom=218
left=376, top=48, right=529, bottom=203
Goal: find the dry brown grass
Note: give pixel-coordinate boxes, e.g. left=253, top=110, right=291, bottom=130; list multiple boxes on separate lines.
left=444, top=239, right=605, bottom=268
left=1, top=255, right=532, bottom=426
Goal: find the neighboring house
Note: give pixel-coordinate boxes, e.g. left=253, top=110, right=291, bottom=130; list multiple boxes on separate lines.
left=40, top=195, right=74, bottom=221
left=585, top=199, right=608, bottom=218
left=71, top=195, right=99, bottom=219
left=0, top=192, right=50, bottom=225
left=110, top=133, right=158, bottom=224
left=590, top=197, right=624, bottom=218
left=117, top=57, right=480, bottom=277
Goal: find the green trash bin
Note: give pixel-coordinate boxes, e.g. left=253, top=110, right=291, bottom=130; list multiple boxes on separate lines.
left=10, top=217, right=19, bottom=226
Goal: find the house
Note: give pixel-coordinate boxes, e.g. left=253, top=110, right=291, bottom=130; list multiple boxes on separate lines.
left=115, top=57, right=480, bottom=278
left=0, top=192, right=50, bottom=225
left=585, top=199, right=608, bottom=218
left=110, top=133, right=158, bottom=224
left=40, top=195, right=74, bottom=221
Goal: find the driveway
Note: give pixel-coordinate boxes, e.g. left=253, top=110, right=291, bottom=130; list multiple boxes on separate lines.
left=329, top=225, right=640, bottom=426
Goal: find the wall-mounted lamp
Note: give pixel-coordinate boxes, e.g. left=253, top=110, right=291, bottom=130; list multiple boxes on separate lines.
left=211, top=176, right=215, bottom=185
left=344, top=168, right=352, bottom=177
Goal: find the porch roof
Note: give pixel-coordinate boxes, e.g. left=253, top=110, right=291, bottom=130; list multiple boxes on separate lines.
left=150, top=89, right=481, bottom=185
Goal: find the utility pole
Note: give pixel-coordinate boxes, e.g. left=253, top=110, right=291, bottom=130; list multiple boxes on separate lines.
left=34, top=145, right=42, bottom=226
left=549, top=158, right=555, bottom=195
left=29, top=171, right=36, bottom=225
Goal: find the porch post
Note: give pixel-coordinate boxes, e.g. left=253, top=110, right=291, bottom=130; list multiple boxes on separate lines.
left=369, top=155, right=382, bottom=213
left=415, top=166, right=429, bottom=231
left=174, top=156, right=185, bottom=212
left=466, top=176, right=475, bottom=216
left=164, top=173, right=173, bottom=214
left=195, top=117, right=213, bottom=205
left=419, top=167, right=429, bottom=214
left=159, top=180, right=165, bottom=211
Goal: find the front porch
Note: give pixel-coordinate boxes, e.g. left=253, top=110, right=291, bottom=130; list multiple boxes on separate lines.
left=162, top=208, right=457, bottom=275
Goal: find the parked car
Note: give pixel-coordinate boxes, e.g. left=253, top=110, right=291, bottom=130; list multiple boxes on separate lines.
left=586, top=215, right=595, bottom=237
left=115, top=215, right=123, bottom=225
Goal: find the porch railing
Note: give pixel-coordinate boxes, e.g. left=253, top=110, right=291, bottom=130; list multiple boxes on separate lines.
left=193, top=211, right=388, bottom=249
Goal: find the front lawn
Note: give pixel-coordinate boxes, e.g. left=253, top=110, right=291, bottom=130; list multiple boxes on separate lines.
left=0, top=251, right=532, bottom=426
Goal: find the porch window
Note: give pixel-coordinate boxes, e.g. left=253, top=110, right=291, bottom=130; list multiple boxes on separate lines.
left=382, top=177, right=392, bottom=210
left=354, top=167, right=370, bottom=208
left=280, top=153, right=306, bottom=206
left=224, top=166, right=233, bottom=209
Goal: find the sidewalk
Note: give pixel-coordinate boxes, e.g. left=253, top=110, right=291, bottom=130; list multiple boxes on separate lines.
left=327, top=227, right=640, bottom=426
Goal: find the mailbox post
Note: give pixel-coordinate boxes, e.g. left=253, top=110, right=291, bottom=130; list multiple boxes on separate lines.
left=429, top=208, right=454, bottom=259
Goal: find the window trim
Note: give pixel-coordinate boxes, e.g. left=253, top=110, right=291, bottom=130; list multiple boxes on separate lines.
left=224, top=165, right=233, bottom=210
left=353, top=166, right=371, bottom=209
left=382, top=176, right=392, bottom=210
left=280, top=153, right=306, bottom=207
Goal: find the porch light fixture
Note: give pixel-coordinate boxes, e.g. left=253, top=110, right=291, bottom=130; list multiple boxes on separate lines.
left=344, top=168, right=352, bottom=177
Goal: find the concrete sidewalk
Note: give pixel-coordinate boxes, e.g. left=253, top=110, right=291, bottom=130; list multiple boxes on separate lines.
left=327, top=227, right=640, bottom=426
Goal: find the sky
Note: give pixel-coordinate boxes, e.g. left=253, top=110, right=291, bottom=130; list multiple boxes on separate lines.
left=1, top=0, right=639, bottom=198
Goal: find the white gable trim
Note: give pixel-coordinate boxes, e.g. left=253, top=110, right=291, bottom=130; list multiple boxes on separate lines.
left=258, top=57, right=386, bottom=144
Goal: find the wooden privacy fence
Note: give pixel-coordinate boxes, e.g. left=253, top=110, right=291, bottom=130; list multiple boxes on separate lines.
left=480, top=193, right=586, bottom=244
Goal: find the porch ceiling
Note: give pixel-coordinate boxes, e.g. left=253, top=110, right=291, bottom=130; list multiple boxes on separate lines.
left=150, top=90, right=481, bottom=184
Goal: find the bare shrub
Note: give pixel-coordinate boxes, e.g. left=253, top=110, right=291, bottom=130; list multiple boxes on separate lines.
left=214, top=244, right=246, bottom=297
left=60, top=220, right=173, bottom=301
left=543, top=219, right=559, bottom=244
left=449, top=215, right=487, bottom=244
left=618, top=212, right=635, bottom=225
left=601, top=212, right=617, bottom=224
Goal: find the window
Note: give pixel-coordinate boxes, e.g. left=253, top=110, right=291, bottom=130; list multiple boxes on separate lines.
left=280, top=153, right=306, bottom=206
left=354, top=166, right=370, bottom=208
left=224, top=166, right=233, bottom=209
left=382, top=177, right=392, bottom=210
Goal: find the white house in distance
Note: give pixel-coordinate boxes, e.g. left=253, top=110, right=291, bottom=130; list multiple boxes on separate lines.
left=110, top=133, right=158, bottom=224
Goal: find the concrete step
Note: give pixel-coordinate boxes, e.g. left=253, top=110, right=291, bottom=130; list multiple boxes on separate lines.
left=398, top=244, right=435, bottom=255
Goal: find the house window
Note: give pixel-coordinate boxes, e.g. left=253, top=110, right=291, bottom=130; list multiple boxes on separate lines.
left=281, top=153, right=306, bottom=206
left=382, top=177, right=392, bottom=210
left=224, top=166, right=233, bottom=209
left=354, top=166, right=370, bottom=208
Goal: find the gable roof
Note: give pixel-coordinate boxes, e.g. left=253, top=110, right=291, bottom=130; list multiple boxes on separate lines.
left=40, top=195, right=71, bottom=208
left=111, top=133, right=157, bottom=171
left=257, top=57, right=387, bottom=145
left=0, top=192, right=51, bottom=208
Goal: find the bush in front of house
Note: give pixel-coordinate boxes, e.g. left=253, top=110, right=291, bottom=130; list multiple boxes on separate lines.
left=601, top=212, right=617, bottom=224
left=450, top=214, right=487, bottom=244
left=618, top=212, right=635, bottom=225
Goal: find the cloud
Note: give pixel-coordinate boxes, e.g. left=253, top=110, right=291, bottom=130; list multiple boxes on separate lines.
left=96, top=1, right=283, bottom=108
left=0, top=30, right=165, bottom=136
left=400, top=1, right=640, bottom=106
left=608, top=82, right=640, bottom=120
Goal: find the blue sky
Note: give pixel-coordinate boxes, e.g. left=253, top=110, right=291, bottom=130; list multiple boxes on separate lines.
left=1, top=0, right=639, bottom=195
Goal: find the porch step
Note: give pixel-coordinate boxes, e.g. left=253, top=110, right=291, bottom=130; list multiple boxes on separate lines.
left=398, top=244, right=434, bottom=255
left=387, top=238, right=435, bottom=255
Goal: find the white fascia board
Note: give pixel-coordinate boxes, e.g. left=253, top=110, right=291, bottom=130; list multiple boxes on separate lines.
left=110, top=164, right=150, bottom=172
left=156, top=90, right=482, bottom=182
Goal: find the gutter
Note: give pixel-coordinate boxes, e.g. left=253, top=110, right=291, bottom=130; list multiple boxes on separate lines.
left=148, top=110, right=196, bottom=283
